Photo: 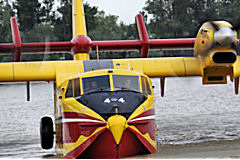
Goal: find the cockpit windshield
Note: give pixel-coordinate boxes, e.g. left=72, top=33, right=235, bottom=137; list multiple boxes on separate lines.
left=65, top=74, right=149, bottom=98
left=113, top=75, right=140, bottom=92
left=82, top=75, right=110, bottom=94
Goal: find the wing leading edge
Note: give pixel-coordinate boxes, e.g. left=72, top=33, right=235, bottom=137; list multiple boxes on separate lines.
left=0, top=57, right=202, bottom=87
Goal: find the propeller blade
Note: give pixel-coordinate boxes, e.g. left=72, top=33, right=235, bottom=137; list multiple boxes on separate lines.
left=232, top=19, right=240, bottom=31
left=209, top=21, right=219, bottom=31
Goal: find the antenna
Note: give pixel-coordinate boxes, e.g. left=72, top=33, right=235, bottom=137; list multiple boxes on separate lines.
left=96, top=46, right=100, bottom=63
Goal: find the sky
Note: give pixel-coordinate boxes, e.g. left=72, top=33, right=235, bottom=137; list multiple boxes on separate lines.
left=84, top=0, right=147, bottom=24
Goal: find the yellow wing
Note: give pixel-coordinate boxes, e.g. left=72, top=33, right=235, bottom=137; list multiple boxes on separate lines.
left=0, top=57, right=202, bottom=87
left=0, top=0, right=240, bottom=95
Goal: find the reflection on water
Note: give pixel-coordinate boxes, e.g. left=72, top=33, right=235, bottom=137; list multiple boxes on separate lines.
left=0, top=77, right=240, bottom=158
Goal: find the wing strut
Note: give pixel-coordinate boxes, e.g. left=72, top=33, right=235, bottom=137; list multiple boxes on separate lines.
left=26, top=81, right=30, bottom=101
left=160, top=77, right=165, bottom=97
left=234, top=77, right=239, bottom=94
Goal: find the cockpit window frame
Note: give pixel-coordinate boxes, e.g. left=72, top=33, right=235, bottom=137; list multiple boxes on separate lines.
left=64, top=73, right=152, bottom=98
left=65, top=78, right=81, bottom=98
left=112, top=74, right=141, bottom=93
left=141, top=75, right=152, bottom=95
left=81, top=75, right=111, bottom=94
left=65, top=79, right=74, bottom=98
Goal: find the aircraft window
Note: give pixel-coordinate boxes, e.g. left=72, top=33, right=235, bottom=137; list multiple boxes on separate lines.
left=141, top=76, right=147, bottom=95
left=82, top=75, right=110, bottom=94
left=74, top=78, right=81, bottom=96
left=141, top=76, right=152, bottom=95
left=113, top=75, right=140, bottom=92
left=65, top=78, right=81, bottom=98
left=145, top=77, right=152, bottom=95
left=65, top=80, right=73, bottom=98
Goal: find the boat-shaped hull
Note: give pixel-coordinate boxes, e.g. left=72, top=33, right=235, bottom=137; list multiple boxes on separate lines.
left=56, top=109, right=156, bottom=158
left=54, top=70, right=156, bottom=158
left=71, top=129, right=151, bottom=158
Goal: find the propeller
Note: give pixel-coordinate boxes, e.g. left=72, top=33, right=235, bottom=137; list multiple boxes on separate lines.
left=231, top=17, right=240, bottom=31
left=210, top=18, right=240, bottom=32
left=231, top=18, right=240, bottom=52
left=209, top=21, right=219, bottom=31
left=207, top=21, right=236, bottom=46
left=214, top=26, right=235, bottom=46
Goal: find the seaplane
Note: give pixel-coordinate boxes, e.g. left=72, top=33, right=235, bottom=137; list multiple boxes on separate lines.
left=1, top=0, right=240, bottom=158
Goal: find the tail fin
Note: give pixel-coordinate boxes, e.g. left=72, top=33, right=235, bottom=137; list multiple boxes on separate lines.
left=72, top=0, right=90, bottom=60
left=72, top=0, right=87, bottom=37
left=10, top=17, right=22, bottom=62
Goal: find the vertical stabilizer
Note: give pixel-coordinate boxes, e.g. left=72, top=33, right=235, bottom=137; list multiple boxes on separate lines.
left=72, top=0, right=87, bottom=36
left=72, top=0, right=90, bottom=60
left=10, top=17, right=22, bottom=62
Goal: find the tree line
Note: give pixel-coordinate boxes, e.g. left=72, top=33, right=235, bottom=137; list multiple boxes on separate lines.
left=1, top=0, right=240, bottom=61
left=0, top=0, right=138, bottom=43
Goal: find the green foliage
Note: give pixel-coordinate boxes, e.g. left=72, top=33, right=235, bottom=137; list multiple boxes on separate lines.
left=40, top=0, right=55, bottom=24
left=21, top=24, right=58, bottom=42
left=0, top=0, right=135, bottom=43
left=53, top=0, right=72, bottom=41
left=0, top=2, right=14, bottom=42
left=13, top=0, right=42, bottom=32
left=84, top=3, right=98, bottom=32
left=88, top=11, right=121, bottom=40
left=143, top=0, right=240, bottom=38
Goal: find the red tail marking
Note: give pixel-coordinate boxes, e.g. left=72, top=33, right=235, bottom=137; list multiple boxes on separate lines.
left=136, top=14, right=149, bottom=58
left=10, top=17, right=21, bottom=62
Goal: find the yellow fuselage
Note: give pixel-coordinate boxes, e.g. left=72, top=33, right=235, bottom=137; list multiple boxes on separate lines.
left=54, top=69, right=156, bottom=158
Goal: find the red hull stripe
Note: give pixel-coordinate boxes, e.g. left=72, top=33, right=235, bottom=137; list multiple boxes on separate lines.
left=128, top=127, right=156, bottom=153
left=64, top=128, right=107, bottom=158
left=130, top=109, right=155, bottom=120
left=62, top=112, right=105, bottom=121
left=128, top=115, right=155, bottom=122
left=128, top=115, right=155, bottom=125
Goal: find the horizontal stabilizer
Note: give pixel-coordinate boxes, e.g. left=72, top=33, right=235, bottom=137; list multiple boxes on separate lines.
left=0, top=15, right=195, bottom=62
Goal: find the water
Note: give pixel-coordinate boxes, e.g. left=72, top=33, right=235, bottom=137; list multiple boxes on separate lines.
left=0, top=77, right=240, bottom=158
left=0, top=82, right=55, bottom=158
left=154, top=77, right=240, bottom=145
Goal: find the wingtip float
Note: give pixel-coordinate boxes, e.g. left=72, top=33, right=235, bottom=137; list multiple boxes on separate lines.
left=0, top=0, right=240, bottom=158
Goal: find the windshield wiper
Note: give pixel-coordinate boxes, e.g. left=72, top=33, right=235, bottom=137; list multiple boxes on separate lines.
left=114, top=87, right=141, bottom=93
left=84, top=87, right=110, bottom=95
left=115, top=87, right=128, bottom=90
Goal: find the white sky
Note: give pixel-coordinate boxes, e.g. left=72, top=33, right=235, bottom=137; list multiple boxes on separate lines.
left=84, top=0, right=147, bottom=24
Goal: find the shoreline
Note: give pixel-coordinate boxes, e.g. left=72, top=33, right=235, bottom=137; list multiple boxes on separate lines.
left=43, top=139, right=240, bottom=159
left=128, top=139, right=240, bottom=159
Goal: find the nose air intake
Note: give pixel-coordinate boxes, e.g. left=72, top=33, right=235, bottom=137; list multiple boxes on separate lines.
left=213, top=27, right=235, bottom=46
left=212, top=52, right=237, bottom=63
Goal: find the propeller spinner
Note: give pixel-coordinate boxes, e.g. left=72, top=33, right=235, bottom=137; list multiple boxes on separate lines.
left=213, top=26, right=235, bottom=46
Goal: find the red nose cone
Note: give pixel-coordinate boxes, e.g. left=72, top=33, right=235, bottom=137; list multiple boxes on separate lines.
left=71, top=35, right=92, bottom=54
